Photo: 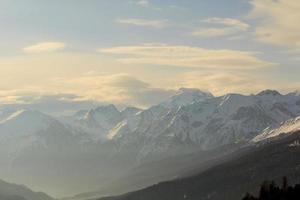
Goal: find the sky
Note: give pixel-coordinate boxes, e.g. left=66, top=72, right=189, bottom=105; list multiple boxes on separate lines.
left=0, top=0, right=299, bottom=112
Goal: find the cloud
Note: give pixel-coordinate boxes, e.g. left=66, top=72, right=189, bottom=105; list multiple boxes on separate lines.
left=100, top=44, right=275, bottom=69
left=250, top=0, right=300, bottom=51
left=191, top=18, right=250, bottom=37
left=203, top=18, right=250, bottom=30
left=0, top=93, right=101, bottom=116
left=182, top=71, right=300, bottom=96
left=0, top=73, right=175, bottom=112
left=2, top=71, right=297, bottom=113
left=57, top=73, right=175, bottom=108
left=116, top=18, right=168, bottom=28
left=191, top=28, right=238, bottom=37
left=182, top=71, right=261, bottom=95
left=136, top=0, right=149, bottom=7
left=23, top=42, right=66, bottom=53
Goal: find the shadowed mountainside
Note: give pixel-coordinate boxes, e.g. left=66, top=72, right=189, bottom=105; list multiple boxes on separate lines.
left=98, top=131, right=300, bottom=200
left=0, top=179, right=54, bottom=200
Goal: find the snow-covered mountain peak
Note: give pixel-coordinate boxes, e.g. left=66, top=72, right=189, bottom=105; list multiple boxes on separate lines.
left=0, top=109, right=58, bottom=139
left=94, top=104, right=120, bottom=115
left=84, top=105, right=121, bottom=124
left=219, top=93, right=249, bottom=105
left=216, top=93, right=256, bottom=116
left=78, top=104, right=120, bottom=120
left=121, top=107, right=142, bottom=118
left=0, top=109, right=54, bottom=125
left=72, top=109, right=89, bottom=120
left=252, top=116, right=300, bottom=142
left=255, top=90, right=284, bottom=104
left=60, top=104, right=124, bottom=139
left=162, top=88, right=214, bottom=108
left=257, top=89, right=282, bottom=96
left=177, top=88, right=214, bottom=98
left=178, top=87, right=211, bottom=94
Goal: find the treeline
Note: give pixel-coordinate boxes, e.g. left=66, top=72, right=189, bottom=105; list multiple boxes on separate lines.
left=242, top=177, right=300, bottom=200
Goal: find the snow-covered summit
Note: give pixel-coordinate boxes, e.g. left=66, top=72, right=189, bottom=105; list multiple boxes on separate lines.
left=0, top=109, right=58, bottom=138
left=61, top=104, right=124, bottom=139
left=257, top=89, right=282, bottom=96
left=83, top=104, right=122, bottom=129
left=121, top=107, right=142, bottom=118
left=161, top=88, right=214, bottom=108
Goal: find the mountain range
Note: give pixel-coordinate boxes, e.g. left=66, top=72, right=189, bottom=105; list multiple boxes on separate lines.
left=0, top=88, right=299, bottom=198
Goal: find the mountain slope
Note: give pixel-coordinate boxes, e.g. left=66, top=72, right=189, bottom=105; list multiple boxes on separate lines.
left=74, top=116, right=300, bottom=200
left=253, top=116, right=300, bottom=142
left=0, top=194, right=26, bottom=200
left=67, top=143, right=241, bottom=200
left=0, top=110, right=59, bottom=139
left=99, top=130, right=300, bottom=200
left=0, top=109, right=110, bottom=197
left=69, top=89, right=300, bottom=199
left=62, top=105, right=142, bottom=140
left=0, top=179, right=54, bottom=200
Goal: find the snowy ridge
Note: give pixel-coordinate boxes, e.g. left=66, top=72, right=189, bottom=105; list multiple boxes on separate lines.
left=0, top=110, right=58, bottom=139
left=252, top=116, right=300, bottom=142
left=161, top=88, right=213, bottom=108
left=109, top=89, right=300, bottom=160
left=1, top=89, right=299, bottom=159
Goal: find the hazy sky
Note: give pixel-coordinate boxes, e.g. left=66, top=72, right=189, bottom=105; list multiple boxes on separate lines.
left=0, top=0, right=299, bottom=109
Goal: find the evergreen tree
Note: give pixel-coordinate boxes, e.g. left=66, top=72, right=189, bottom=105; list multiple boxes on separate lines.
left=242, top=177, right=300, bottom=200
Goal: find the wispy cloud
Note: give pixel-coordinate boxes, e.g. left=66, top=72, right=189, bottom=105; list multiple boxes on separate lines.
left=116, top=18, right=168, bottom=28
left=0, top=72, right=175, bottom=108
left=100, top=44, right=275, bottom=69
left=250, top=0, right=300, bottom=52
left=136, top=0, right=149, bottom=7
left=191, top=18, right=250, bottom=37
left=1, top=71, right=298, bottom=109
left=57, top=73, right=175, bottom=107
left=0, top=92, right=100, bottom=116
left=23, top=42, right=66, bottom=53
left=182, top=71, right=300, bottom=96
left=182, top=71, right=262, bottom=95
left=203, top=18, right=250, bottom=30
